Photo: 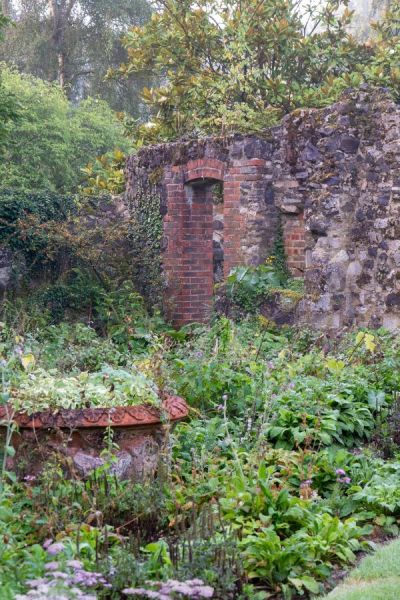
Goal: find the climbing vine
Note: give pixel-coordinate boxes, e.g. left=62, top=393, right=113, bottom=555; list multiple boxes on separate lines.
left=272, top=214, right=290, bottom=285
left=0, top=189, right=75, bottom=272
left=128, top=183, right=163, bottom=307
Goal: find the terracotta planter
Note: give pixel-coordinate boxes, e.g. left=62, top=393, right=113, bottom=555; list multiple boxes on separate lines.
left=0, top=395, right=188, bottom=480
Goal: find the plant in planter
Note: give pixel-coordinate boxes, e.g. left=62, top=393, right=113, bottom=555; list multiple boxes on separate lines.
left=13, top=366, right=160, bottom=413
left=0, top=364, right=188, bottom=482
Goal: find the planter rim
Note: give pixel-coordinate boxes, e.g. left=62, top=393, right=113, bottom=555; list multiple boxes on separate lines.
left=0, top=395, right=188, bottom=429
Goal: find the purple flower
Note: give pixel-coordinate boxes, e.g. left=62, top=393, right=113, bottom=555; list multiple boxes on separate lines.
left=45, top=562, right=59, bottom=571
left=335, top=468, right=346, bottom=476
left=300, top=479, right=313, bottom=488
left=67, top=559, right=83, bottom=569
left=123, top=590, right=164, bottom=599
left=42, top=539, right=53, bottom=549
left=26, top=578, right=48, bottom=588
left=49, top=571, right=68, bottom=580
left=46, top=542, right=65, bottom=556
left=71, top=569, right=108, bottom=588
left=123, top=579, right=214, bottom=599
left=24, top=475, right=36, bottom=483
left=337, top=475, right=351, bottom=484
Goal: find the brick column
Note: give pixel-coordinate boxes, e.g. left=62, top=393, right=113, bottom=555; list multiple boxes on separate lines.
left=180, top=184, right=214, bottom=324
left=163, top=160, right=224, bottom=326
left=163, top=166, right=186, bottom=324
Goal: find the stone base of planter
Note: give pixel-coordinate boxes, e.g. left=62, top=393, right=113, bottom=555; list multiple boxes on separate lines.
left=0, top=396, right=188, bottom=481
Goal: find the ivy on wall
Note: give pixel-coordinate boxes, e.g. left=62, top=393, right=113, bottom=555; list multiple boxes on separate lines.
left=0, top=185, right=164, bottom=318
left=0, top=189, right=75, bottom=270
left=128, top=183, right=163, bottom=308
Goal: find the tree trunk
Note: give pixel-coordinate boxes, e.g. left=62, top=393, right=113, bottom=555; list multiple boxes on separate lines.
left=1, top=0, right=12, bottom=17
left=48, top=0, right=76, bottom=90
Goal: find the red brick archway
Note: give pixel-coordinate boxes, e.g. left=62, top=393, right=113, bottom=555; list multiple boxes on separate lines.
left=163, top=156, right=275, bottom=326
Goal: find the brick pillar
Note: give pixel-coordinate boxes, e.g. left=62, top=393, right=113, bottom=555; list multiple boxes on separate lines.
left=180, top=183, right=214, bottom=324
left=282, top=212, right=306, bottom=276
left=163, top=166, right=186, bottom=324
left=163, top=160, right=223, bottom=327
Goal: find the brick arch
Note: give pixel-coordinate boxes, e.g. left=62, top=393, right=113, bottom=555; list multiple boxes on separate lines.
left=163, top=156, right=269, bottom=326
left=184, top=159, right=225, bottom=184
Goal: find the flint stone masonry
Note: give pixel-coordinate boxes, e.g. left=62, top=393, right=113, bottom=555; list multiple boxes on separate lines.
left=126, top=88, right=400, bottom=330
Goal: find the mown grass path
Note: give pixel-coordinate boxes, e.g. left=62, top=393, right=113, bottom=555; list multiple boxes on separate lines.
left=322, top=538, right=400, bottom=599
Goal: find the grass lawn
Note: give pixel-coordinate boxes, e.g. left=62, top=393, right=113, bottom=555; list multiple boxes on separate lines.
left=323, top=538, right=400, bottom=599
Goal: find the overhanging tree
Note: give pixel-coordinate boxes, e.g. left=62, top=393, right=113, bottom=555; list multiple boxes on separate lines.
left=0, top=65, right=130, bottom=192
left=118, top=0, right=400, bottom=145
left=117, top=0, right=368, bottom=143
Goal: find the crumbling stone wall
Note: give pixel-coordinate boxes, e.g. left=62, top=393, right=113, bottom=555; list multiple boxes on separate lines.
left=294, top=88, right=400, bottom=330
left=126, top=88, right=400, bottom=331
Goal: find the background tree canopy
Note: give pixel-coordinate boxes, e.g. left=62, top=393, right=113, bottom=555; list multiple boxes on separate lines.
left=0, top=65, right=130, bottom=192
left=0, top=10, right=19, bottom=150
left=1, top=0, right=400, bottom=191
left=0, top=0, right=152, bottom=115
left=118, top=0, right=400, bottom=145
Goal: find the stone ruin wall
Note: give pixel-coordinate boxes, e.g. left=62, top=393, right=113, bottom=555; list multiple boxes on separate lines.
left=126, top=88, right=400, bottom=331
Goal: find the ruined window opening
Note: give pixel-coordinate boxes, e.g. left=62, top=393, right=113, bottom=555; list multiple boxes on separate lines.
left=212, top=181, right=224, bottom=283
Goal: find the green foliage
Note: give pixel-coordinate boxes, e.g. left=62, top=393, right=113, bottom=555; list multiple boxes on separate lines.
left=350, top=462, right=400, bottom=515
left=0, top=0, right=152, bottom=114
left=0, top=14, right=19, bottom=150
left=81, top=149, right=127, bottom=195
left=359, top=0, right=400, bottom=101
left=0, top=188, right=75, bottom=267
left=2, top=306, right=400, bottom=598
left=226, top=261, right=285, bottom=312
left=0, top=66, right=130, bottom=193
left=117, top=0, right=380, bottom=144
left=14, top=365, right=160, bottom=413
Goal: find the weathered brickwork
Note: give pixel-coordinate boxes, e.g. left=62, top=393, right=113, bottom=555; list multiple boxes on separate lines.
left=282, top=213, right=306, bottom=277
left=126, top=88, right=400, bottom=331
left=126, top=139, right=281, bottom=325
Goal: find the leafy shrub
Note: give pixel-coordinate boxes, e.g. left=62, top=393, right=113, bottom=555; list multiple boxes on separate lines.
left=226, top=263, right=283, bottom=312
left=0, top=188, right=75, bottom=266
left=350, top=462, right=400, bottom=516
left=220, top=464, right=367, bottom=597
left=0, top=65, right=130, bottom=193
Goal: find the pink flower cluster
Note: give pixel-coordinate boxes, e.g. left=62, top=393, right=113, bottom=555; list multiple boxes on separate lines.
left=18, top=539, right=112, bottom=598
left=336, top=468, right=351, bottom=485
left=300, top=479, right=313, bottom=489
left=123, top=579, right=214, bottom=599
